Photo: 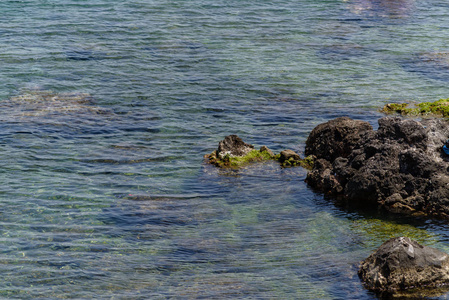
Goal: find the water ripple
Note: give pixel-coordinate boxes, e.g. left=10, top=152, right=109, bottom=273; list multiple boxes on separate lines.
left=0, top=0, right=449, bottom=299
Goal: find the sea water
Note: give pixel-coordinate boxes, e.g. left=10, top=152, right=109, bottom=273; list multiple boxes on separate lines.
left=1, top=0, right=449, bottom=298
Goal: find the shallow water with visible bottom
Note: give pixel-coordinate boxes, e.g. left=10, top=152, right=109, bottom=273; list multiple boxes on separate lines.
left=2, top=0, right=449, bottom=298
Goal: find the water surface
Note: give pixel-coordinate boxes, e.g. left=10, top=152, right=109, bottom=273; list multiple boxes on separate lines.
left=1, top=0, right=449, bottom=298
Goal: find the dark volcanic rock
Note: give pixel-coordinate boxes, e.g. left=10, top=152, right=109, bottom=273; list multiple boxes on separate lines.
left=359, top=237, right=449, bottom=294
left=305, top=116, right=449, bottom=218
left=305, top=117, right=373, bottom=163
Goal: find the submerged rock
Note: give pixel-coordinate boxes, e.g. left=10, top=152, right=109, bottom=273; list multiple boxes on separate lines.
left=382, top=98, right=449, bottom=117
left=305, top=116, right=449, bottom=219
left=359, top=237, right=449, bottom=296
left=1, top=89, right=111, bottom=118
left=65, top=49, right=107, bottom=61
left=402, top=52, right=449, bottom=82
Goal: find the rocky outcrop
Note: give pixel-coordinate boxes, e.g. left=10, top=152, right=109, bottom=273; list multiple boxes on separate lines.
left=216, top=135, right=255, bottom=159
left=205, top=135, right=277, bottom=168
left=359, top=237, right=449, bottom=295
left=205, top=135, right=312, bottom=169
left=305, top=116, right=449, bottom=219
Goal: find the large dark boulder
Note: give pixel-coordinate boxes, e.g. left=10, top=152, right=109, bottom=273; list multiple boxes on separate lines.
left=359, top=237, right=449, bottom=295
left=305, top=117, right=373, bottom=163
left=305, top=116, right=449, bottom=218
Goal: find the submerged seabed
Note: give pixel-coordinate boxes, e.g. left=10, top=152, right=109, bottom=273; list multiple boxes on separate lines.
left=2, top=0, right=449, bottom=299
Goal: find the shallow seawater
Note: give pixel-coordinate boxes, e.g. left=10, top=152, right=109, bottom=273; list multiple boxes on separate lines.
left=1, top=0, right=449, bottom=299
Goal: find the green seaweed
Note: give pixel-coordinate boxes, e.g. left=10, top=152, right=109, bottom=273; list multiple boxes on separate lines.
left=280, top=157, right=300, bottom=167
left=299, top=155, right=315, bottom=170
left=382, top=98, right=449, bottom=117
left=206, top=149, right=315, bottom=170
left=229, top=149, right=275, bottom=166
left=350, top=218, right=439, bottom=250
left=279, top=154, right=314, bottom=169
left=382, top=103, right=410, bottom=114
left=417, top=98, right=449, bottom=117
left=205, top=149, right=276, bottom=168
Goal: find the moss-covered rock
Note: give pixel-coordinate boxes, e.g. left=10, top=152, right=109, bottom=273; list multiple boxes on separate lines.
left=205, top=148, right=276, bottom=168
left=382, top=98, right=449, bottom=117
left=279, top=150, right=301, bottom=167
left=299, top=155, right=316, bottom=170
left=205, top=135, right=313, bottom=169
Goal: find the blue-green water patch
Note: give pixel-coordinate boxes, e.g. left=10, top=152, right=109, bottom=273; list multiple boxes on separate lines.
left=1, top=0, right=449, bottom=298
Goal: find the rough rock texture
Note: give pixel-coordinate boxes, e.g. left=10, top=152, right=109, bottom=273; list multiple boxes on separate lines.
left=217, top=135, right=254, bottom=159
left=305, top=117, right=373, bottom=163
left=359, top=237, right=449, bottom=293
left=305, top=116, right=449, bottom=218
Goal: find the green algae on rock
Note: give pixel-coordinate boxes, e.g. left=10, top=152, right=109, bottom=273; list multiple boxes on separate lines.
left=205, top=148, right=276, bottom=168
left=382, top=98, right=449, bottom=117
left=205, top=135, right=315, bottom=169
left=278, top=150, right=315, bottom=169
left=205, top=135, right=278, bottom=168
left=278, top=150, right=300, bottom=167
left=299, top=155, right=315, bottom=170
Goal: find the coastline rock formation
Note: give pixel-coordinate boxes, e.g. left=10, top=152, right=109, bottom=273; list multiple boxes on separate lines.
left=359, top=237, right=449, bottom=295
left=305, top=116, right=449, bottom=219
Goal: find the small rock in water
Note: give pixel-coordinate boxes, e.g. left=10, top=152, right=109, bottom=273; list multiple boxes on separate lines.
left=279, top=149, right=301, bottom=167
left=205, top=135, right=311, bottom=169
left=279, top=149, right=300, bottom=161
left=260, top=145, right=274, bottom=157
left=359, top=237, right=449, bottom=297
left=217, top=134, right=254, bottom=159
left=205, top=135, right=272, bottom=168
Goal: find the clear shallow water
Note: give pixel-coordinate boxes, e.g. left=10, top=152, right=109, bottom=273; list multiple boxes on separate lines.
left=2, top=0, right=449, bottom=298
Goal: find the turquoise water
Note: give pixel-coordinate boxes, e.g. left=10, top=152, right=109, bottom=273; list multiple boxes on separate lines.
left=2, top=0, right=449, bottom=298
